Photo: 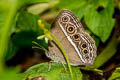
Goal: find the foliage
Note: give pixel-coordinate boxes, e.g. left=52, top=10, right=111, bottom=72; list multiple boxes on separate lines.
left=108, top=67, right=120, bottom=80
left=0, top=0, right=120, bottom=80
left=21, top=62, right=82, bottom=80
left=0, top=0, right=50, bottom=80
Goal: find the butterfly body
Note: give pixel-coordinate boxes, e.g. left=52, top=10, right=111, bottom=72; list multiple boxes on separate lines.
left=46, top=10, right=97, bottom=66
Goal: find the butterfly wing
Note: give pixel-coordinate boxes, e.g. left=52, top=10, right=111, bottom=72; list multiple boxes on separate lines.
left=47, top=9, right=97, bottom=65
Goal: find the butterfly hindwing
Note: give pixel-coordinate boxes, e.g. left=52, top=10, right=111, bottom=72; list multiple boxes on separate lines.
left=47, top=9, right=97, bottom=65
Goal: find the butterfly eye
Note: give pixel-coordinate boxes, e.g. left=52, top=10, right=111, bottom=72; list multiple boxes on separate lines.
left=66, top=25, right=75, bottom=34
left=62, top=16, right=69, bottom=22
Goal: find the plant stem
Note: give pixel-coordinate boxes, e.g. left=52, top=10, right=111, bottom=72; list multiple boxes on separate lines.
left=49, top=32, right=74, bottom=80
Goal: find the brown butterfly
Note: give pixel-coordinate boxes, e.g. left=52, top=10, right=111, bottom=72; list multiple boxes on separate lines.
left=45, top=9, right=97, bottom=66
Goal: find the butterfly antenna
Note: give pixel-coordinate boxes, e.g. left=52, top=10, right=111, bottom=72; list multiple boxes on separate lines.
left=32, top=41, right=47, bottom=51
left=32, top=46, right=43, bottom=50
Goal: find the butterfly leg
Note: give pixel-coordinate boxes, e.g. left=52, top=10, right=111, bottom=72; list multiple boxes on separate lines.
left=48, top=62, right=51, bottom=72
left=48, top=60, right=54, bottom=71
left=61, top=62, right=67, bottom=72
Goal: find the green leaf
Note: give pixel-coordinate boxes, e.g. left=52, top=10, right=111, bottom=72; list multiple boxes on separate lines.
left=84, top=0, right=115, bottom=42
left=22, top=62, right=82, bottom=80
left=12, top=31, right=38, bottom=47
left=1, top=67, right=21, bottom=80
left=4, top=11, right=41, bottom=60
left=5, top=40, right=19, bottom=61
left=108, top=67, right=120, bottom=80
left=15, top=11, right=50, bottom=47
left=58, top=0, right=89, bottom=20
left=16, top=11, right=50, bottom=33
left=16, top=11, right=39, bottom=32
left=5, top=11, right=49, bottom=60
left=11, top=31, right=48, bottom=48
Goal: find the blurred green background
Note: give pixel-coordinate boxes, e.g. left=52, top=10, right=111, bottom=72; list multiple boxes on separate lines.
left=0, top=0, right=120, bottom=80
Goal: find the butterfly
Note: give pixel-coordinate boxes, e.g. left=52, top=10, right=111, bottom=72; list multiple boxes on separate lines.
left=45, top=9, right=97, bottom=66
